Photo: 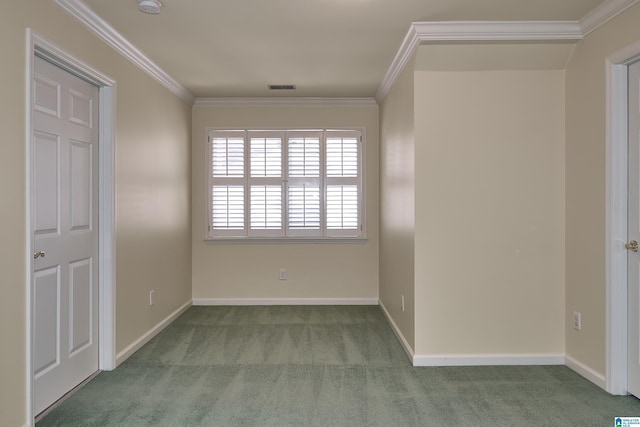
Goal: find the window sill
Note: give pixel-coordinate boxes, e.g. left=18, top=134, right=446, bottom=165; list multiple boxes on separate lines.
left=204, top=236, right=368, bottom=245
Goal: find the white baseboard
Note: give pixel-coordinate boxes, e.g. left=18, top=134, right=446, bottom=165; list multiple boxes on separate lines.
left=378, top=300, right=415, bottom=362
left=192, top=298, right=379, bottom=306
left=413, top=354, right=565, bottom=367
left=115, top=300, right=192, bottom=366
left=565, top=355, right=607, bottom=389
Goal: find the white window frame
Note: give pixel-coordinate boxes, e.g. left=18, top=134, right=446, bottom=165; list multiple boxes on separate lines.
left=205, top=127, right=366, bottom=242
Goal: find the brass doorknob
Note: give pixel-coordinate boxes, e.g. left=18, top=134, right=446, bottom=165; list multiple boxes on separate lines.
left=626, top=241, right=639, bottom=252
left=33, top=250, right=46, bottom=259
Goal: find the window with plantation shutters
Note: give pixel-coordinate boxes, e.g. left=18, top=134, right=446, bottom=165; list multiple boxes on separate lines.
left=207, top=128, right=364, bottom=240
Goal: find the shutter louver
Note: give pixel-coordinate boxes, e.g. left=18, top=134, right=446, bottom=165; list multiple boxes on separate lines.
left=251, top=185, right=282, bottom=230
left=288, top=185, right=320, bottom=229
left=250, top=137, right=281, bottom=177
left=288, top=136, right=320, bottom=178
left=209, top=132, right=247, bottom=236
left=212, top=137, right=244, bottom=177
left=287, top=133, right=322, bottom=236
left=325, top=131, right=361, bottom=237
left=211, top=185, right=245, bottom=230
left=326, top=185, right=358, bottom=229
left=326, top=137, right=358, bottom=177
left=249, top=133, right=284, bottom=236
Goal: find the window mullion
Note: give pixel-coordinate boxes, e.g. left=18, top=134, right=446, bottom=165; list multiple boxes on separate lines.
left=320, top=131, right=326, bottom=237
left=283, top=132, right=289, bottom=237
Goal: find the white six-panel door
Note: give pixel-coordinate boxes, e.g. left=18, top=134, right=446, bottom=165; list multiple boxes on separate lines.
left=32, top=55, right=99, bottom=415
left=628, top=59, right=640, bottom=397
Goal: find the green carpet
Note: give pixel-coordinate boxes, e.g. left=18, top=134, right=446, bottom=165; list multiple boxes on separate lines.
left=37, top=306, right=640, bottom=426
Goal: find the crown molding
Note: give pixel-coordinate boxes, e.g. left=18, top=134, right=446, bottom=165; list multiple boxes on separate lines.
left=52, top=0, right=195, bottom=105
left=194, top=97, right=379, bottom=108
left=374, top=25, right=421, bottom=106
left=410, top=21, right=583, bottom=41
left=52, top=0, right=640, bottom=106
left=375, top=20, right=582, bottom=103
left=376, top=0, right=640, bottom=103
left=580, top=0, right=640, bottom=36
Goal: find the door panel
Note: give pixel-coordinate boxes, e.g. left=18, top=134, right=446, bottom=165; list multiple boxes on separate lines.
left=69, top=258, right=92, bottom=355
left=33, top=55, right=99, bottom=415
left=34, top=266, right=60, bottom=376
left=34, top=131, right=60, bottom=235
left=70, top=140, right=92, bottom=231
left=628, top=59, right=640, bottom=397
left=34, top=74, right=60, bottom=118
left=69, top=88, right=93, bottom=128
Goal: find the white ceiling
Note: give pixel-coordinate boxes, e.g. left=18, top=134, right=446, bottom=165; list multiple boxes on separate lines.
left=82, top=0, right=605, bottom=98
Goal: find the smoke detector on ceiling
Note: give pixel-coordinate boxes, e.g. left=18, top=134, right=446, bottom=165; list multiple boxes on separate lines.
left=138, top=0, right=162, bottom=14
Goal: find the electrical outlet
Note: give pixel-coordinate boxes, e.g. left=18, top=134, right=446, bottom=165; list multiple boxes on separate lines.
left=573, top=311, right=581, bottom=331
left=401, top=294, right=405, bottom=312
left=279, top=268, right=287, bottom=280
left=149, top=290, right=155, bottom=306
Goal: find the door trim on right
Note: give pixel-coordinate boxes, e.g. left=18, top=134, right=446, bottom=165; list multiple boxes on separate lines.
left=25, top=29, right=117, bottom=425
left=606, top=39, right=640, bottom=396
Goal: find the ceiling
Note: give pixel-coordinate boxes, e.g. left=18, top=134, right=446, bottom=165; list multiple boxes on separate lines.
left=82, top=0, right=606, bottom=99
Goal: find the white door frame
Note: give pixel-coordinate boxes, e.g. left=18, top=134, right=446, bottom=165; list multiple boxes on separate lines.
left=25, top=29, right=116, bottom=424
left=606, top=39, right=640, bottom=396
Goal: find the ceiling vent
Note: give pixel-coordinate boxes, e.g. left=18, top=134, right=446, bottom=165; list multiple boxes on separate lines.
left=138, top=0, right=162, bottom=14
left=269, top=85, right=297, bottom=90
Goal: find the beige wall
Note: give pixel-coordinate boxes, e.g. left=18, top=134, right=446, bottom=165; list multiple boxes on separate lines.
left=413, top=68, right=566, bottom=355
left=114, top=77, right=192, bottom=351
left=379, top=55, right=417, bottom=351
left=0, top=2, right=192, bottom=425
left=191, top=106, right=379, bottom=301
left=565, top=3, right=640, bottom=375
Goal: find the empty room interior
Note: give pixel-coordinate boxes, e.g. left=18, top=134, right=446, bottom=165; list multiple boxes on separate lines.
left=5, top=0, right=640, bottom=426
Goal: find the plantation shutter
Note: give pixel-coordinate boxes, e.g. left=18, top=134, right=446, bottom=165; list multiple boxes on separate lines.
left=209, top=131, right=247, bottom=237
left=286, top=131, right=322, bottom=237
left=325, top=130, right=361, bottom=237
left=207, top=128, right=364, bottom=240
left=248, top=131, right=284, bottom=237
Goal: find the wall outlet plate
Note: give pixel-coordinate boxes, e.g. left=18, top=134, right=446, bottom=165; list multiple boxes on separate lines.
left=573, top=311, right=581, bottom=331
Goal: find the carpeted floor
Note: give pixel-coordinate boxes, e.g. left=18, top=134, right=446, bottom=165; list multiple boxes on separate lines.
left=37, top=305, right=640, bottom=426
